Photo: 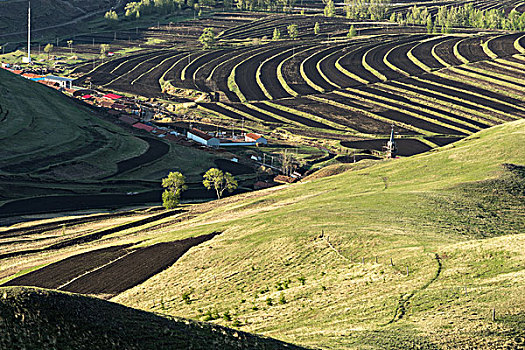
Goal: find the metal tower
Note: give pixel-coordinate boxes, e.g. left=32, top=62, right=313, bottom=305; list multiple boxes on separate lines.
left=385, top=125, right=397, bottom=158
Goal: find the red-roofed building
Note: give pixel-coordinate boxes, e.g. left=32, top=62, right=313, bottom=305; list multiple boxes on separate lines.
left=187, top=128, right=220, bottom=147
left=103, top=93, right=122, bottom=100
left=245, top=133, right=267, bottom=144
left=81, top=94, right=93, bottom=99
left=133, top=123, right=155, bottom=132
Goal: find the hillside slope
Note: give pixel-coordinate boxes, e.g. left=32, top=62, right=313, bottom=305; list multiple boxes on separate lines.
left=0, top=0, right=120, bottom=38
left=0, top=286, right=307, bottom=349
left=0, top=67, right=218, bottom=217
left=111, top=120, right=525, bottom=349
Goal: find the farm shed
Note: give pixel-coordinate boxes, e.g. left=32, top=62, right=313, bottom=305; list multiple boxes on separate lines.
left=245, top=133, right=267, bottom=144
left=187, top=128, right=220, bottom=147
left=43, top=75, right=74, bottom=89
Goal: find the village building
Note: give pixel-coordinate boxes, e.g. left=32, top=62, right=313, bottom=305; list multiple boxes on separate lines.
left=43, top=75, right=74, bottom=89
left=187, top=128, right=220, bottom=147
left=245, top=133, right=267, bottom=144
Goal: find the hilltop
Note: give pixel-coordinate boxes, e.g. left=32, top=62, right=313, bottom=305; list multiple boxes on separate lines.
left=1, top=119, right=523, bottom=349
left=0, top=286, right=307, bottom=349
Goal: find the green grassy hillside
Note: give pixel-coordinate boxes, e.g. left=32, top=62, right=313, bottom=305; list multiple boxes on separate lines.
left=0, top=286, right=307, bottom=349
left=0, top=68, right=218, bottom=214
left=110, top=120, right=525, bottom=349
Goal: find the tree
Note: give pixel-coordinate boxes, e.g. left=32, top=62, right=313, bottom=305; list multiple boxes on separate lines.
left=272, top=27, right=281, bottom=40
left=161, top=171, right=187, bottom=209
left=314, top=22, right=320, bottom=35
left=324, top=0, right=335, bottom=17
left=203, top=168, right=238, bottom=199
left=199, top=28, right=215, bottom=49
left=44, top=43, right=54, bottom=59
left=426, top=15, right=433, bottom=33
left=287, top=24, right=298, bottom=39
left=67, top=40, right=73, bottom=54
left=347, top=25, right=356, bottom=38
left=100, top=44, right=110, bottom=62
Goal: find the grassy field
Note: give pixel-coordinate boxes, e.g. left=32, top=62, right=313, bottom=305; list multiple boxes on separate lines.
left=107, top=119, right=525, bottom=349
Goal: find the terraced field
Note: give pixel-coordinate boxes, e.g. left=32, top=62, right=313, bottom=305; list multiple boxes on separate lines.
left=77, top=13, right=525, bottom=157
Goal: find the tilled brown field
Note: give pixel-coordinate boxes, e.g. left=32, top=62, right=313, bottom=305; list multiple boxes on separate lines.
left=3, top=232, right=219, bottom=297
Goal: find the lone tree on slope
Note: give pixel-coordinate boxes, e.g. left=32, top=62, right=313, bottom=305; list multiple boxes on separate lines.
left=44, top=43, right=54, bottom=59
left=287, top=24, right=298, bottom=39
left=272, top=27, right=281, bottom=40
left=203, top=168, right=238, bottom=199
left=199, top=28, right=216, bottom=49
left=161, top=171, right=187, bottom=209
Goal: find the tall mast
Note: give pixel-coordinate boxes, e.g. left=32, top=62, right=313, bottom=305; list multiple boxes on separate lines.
left=27, top=1, right=31, bottom=63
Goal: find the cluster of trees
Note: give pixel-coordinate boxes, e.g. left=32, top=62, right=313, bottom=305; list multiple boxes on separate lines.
left=161, top=169, right=238, bottom=209
left=199, top=28, right=216, bottom=48
left=235, top=0, right=295, bottom=12
left=343, top=0, right=391, bottom=20
left=393, top=4, right=525, bottom=31
left=105, top=0, right=215, bottom=23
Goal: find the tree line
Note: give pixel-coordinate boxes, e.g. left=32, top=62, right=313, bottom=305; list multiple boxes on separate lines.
left=395, top=4, right=525, bottom=31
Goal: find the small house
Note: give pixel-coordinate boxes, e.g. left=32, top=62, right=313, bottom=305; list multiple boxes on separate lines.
left=245, top=133, right=267, bottom=145
left=187, top=128, right=220, bottom=147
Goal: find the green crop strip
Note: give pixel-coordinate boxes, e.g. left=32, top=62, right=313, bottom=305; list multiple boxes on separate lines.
left=444, top=67, right=525, bottom=101
left=383, top=43, right=412, bottom=77
left=453, top=38, right=471, bottom=64
left=430, top=38, right=453, bottom=67
left=362, top=46, right=387, bottom=81
left=481, top=36, right=500, bottom=60
left=228, top=60, right=247, bottom=103
left=300, top=50, right=326, bottom=93
left=317, top=47, right=344, bottom=89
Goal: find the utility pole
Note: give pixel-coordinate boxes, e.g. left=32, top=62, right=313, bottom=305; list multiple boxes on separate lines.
left=27, top=2, right=31, bottom=63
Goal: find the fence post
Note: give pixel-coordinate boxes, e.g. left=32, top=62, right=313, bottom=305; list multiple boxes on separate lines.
left=406, top=266, right=409, bottom=276
left=492, top=308, right=496, bottom=321
left=390, top=258, right=394, bottom=266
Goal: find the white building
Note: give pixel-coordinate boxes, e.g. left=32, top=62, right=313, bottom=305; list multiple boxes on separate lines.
left=43, top=75, right=75, bottom=89
left=187, top=128, right=220, bottom=147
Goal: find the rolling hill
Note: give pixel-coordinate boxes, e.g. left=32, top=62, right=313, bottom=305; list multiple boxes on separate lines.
left=0, top=286, right=307, bottom=349
left=111, top=119, right=525, bottom=349
left=1, top=119, right=523, bottom=349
